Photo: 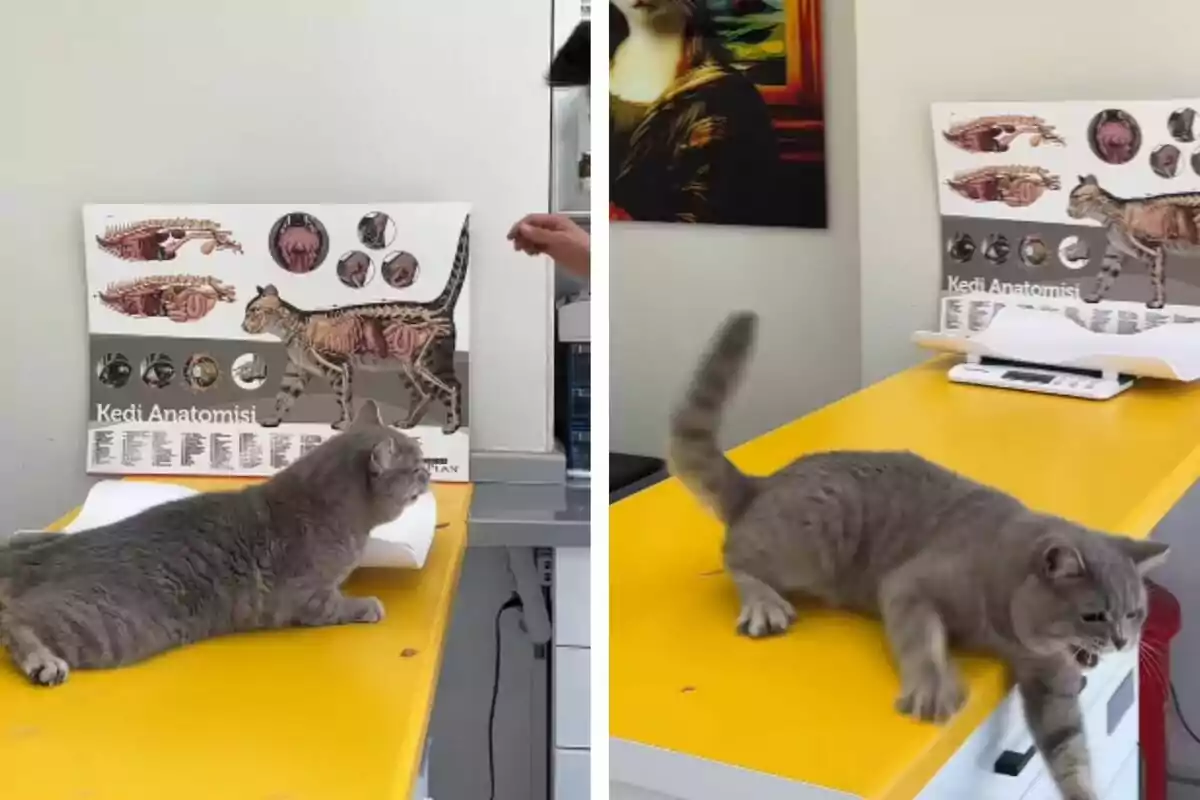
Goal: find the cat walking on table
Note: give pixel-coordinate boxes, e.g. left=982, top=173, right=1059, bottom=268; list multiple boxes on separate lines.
left=0, top=401, right=428, bottom=687
left=668, top=312, right=1169, bottom=800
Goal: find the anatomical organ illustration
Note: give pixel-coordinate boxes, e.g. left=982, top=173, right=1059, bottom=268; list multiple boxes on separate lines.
left=269, top=212, right=328, bottom=273
left=98, top=275, right=237, bottom=322
left=946, top=166, right=1061, bottom=208
left=96, top=219, right=243, bottom=261
left=942, top=115, right=1065, bottom=153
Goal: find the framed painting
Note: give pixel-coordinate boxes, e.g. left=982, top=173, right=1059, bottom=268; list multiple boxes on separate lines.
left=609, top=0, right=826, bottom=229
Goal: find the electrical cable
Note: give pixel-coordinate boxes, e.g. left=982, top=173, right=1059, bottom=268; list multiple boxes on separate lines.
left=488, top=593, right=523, bottom=800
left=1172, top=680, right=1200, bottom=747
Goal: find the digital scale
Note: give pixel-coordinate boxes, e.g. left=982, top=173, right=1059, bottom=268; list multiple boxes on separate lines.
left=948, top=356, right=1135, bottom=400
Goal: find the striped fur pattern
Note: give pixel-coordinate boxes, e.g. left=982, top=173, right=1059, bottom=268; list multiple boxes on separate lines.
left=243, top=219, right=469, bottom=434
left=669, top=311, right=1170, bottom=800
left=0, top=402, right=428, bottom=686
left=1068, top=174, right=1200, bottom=309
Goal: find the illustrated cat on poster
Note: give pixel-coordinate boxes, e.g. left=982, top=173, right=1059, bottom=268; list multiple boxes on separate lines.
left=241, top=219, right=469, bottom=435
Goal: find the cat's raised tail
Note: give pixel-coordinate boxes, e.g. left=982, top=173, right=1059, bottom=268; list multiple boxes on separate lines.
left=668, top=311, right=759, bottom=523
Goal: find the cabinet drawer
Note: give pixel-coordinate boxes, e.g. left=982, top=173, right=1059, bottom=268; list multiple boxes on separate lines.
left=554, top=747, right=590, bottom=800
left=916, top=648, right=1139, bottom=800
left=555, top=646, right=591, bottom=748
left=555, top=548, right=590, bottom=647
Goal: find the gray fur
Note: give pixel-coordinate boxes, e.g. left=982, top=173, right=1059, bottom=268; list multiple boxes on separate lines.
left=670, top=311, right=1169, bottom=800
left=0, top=399, right=429, bottom=687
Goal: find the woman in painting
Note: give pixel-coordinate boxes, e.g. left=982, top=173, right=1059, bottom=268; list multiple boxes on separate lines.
left=610, top=0, right=783, bottom=226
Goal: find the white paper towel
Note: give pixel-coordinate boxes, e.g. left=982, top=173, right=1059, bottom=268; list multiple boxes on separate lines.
left=51, top=480, right=438, bottom=569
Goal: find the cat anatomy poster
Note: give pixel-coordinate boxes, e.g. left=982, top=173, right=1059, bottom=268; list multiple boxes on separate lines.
left=931, top=101, right=1200, bottom=335
left=82, top=203, right=472, bottom=482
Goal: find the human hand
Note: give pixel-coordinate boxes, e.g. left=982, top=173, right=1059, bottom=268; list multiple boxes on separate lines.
left=507, top=213, right=590, bottom=279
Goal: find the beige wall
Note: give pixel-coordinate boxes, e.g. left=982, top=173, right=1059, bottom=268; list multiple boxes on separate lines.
left=610, top=1, right=861, bottom=457
left=856, top=0, right=1200, bottom=384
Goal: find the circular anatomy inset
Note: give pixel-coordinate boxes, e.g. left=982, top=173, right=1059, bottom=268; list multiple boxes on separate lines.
left=269, top=212, right=329, bottom=274
left=983, top=233, right=1010, bottom=265
left=1170, top=108, right=1197, bottom=143
left=357, top=212, right=396, bottom=250
left=183, top=353, right=220, bottom=392
left=1058, top=236, right=1091, bottom=270
left=1151, top=144, right=1181, bottom=178
left=140, top=352, right=175, bottom=389
left=1190, top=146, right=1200, bottom=177
left=96, top=353, right=132, bottom=388
left=231, top=353, right=269, bottom=391
left=1019, top=235, right=1048, bottom=269
left=1087, top=109, right=1141, bottom=165
left=382, top=251, right=420, bottom=288
left=947, top=232, right=975, bottom=263
left=336, top=250, right=375, bottom=288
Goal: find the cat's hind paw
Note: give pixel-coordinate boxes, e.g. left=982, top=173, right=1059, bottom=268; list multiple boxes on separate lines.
left=736, top=596, right=796, bottom=639
left=21, top=651, right=69, bottom=687
left=896, top=669, right=965, bottom=723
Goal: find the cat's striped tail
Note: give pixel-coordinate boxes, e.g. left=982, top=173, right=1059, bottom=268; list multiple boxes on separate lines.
left=431, top=217, right=470, bottom=315
left=668, top=312, right=759, bottom=523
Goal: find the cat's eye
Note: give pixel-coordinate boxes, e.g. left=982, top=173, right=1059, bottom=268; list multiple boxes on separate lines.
left=1080, top=612, right=1108, bottom=623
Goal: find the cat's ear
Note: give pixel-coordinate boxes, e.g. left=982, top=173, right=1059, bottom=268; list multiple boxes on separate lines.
left=1040, top=540, right=1085, bottom=581
left=369, top=436, right=398, bottom=477
left=262, top=284, right=278, bottom=296
left=1114, top=537, right=1169, bottom=575
left=351, top=400, right=384, bottom=430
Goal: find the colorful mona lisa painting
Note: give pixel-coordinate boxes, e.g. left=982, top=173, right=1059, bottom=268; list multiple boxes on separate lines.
left=609, top=0, right=826, bottom=229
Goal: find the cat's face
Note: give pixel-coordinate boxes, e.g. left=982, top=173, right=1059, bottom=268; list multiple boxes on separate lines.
left=1066, top=175, right=1105, bottom=219
left=1012, top=529, right=1168, bottom=657
left=352, top=401, right=431, bottom=523
left=242, top=284, right=284, bottom=334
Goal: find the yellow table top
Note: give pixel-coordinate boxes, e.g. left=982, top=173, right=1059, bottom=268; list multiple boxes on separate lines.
left=0, top=476, right=471, bottom=800
left=611, top=358, right=1200, bottom=800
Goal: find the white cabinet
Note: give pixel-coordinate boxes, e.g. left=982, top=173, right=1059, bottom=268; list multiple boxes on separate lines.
left=553, top=547, right=590, bottom=799
left=917, top=647, right=1140, bottom=800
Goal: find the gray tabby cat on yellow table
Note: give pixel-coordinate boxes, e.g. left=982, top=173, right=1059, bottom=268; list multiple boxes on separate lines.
left=669, top=312, right=1169, bottom=800
left=0, top=400, right=428, bottom=687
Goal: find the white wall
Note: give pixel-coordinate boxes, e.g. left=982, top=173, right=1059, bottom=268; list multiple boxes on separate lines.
left=855, top=0, right=1200, bottom=384
left=0, top=0, right=554, bottom=531
left=610, top=0, right=860, bottom=457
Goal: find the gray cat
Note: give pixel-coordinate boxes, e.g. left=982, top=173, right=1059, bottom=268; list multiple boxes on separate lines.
left=669, top=312, right=1168, bottom=800
left=0, top=400, right=428, bottom=687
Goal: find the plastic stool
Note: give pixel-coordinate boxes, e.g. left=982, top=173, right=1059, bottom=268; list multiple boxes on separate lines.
left=1140, top=579, right=1182, bottom=800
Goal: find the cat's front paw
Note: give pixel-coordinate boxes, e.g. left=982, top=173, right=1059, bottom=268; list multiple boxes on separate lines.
left=441, top=422, right=460, bottom=435
left=260, top=416, right=282, bottom=428
left=735, top=596, right=796, bottom=638
left=21, top=651, right=69, bottom=687
left=896, top=669, right=965, bottom=723
left=1073, top=646, right=1100, bottom=670
left=353, top=596, right=385, bottom=624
